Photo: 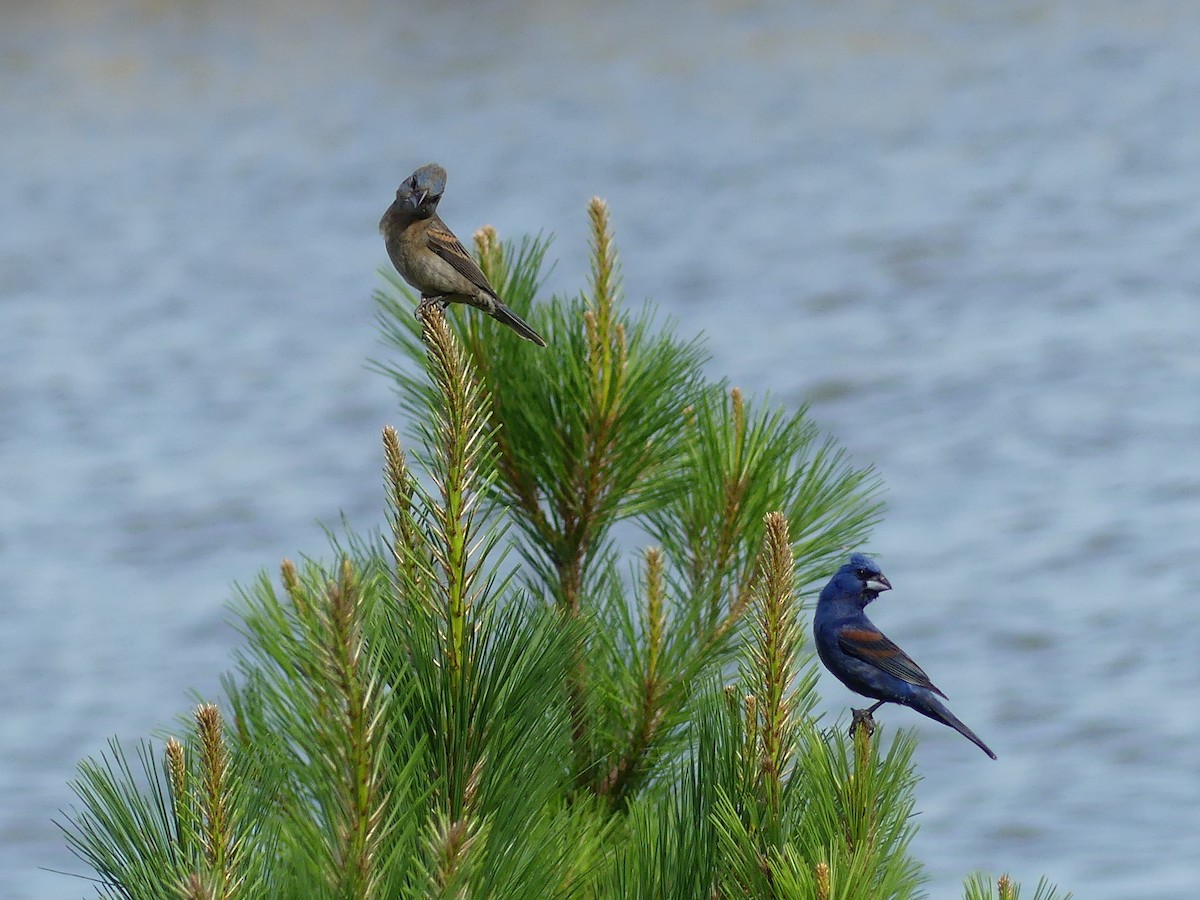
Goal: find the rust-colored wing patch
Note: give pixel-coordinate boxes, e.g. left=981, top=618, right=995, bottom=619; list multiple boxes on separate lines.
left=838, top=625, right=947, bottom=698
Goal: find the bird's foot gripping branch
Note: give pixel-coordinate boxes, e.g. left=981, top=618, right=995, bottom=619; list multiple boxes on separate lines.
left=850, top=706, right=878, bottom=739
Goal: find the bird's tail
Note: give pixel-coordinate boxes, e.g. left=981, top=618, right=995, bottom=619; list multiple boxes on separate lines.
left=915, top=695, right=998, bottom=760
left=490, top=302, right=547, bottom=347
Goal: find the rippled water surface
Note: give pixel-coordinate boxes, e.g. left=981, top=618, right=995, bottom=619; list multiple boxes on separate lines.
left=3, top=1, right=1199, bottom=896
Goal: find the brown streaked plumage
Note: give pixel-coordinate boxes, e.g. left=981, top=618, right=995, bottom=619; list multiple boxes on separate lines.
left=379, top=163, right=547, bottom=346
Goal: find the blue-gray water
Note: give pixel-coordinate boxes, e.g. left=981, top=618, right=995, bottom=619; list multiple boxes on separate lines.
left=3, top=1, right=1198, bottom=896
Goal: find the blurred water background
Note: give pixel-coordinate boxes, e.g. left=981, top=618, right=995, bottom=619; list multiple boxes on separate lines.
left=3, top=1, right=1199, bottom=896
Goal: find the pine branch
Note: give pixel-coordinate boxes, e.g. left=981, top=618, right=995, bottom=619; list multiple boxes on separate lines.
left=963, top=872, right=1074, bottom=900
left=418, top=306, right=499, bottom=677
left=596, top=549, right=668, bottom=803
left=194, top=705, right=234, bottom=894
left=748, top=512, right=800, bottom=828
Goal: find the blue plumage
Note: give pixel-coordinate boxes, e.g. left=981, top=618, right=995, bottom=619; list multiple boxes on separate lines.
left=393, top=163, right=448, bottom=217
left=813, top=553, right=997, bottom=759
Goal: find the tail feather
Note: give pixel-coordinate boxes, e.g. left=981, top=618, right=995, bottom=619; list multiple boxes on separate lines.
left=912, top=695, right=997, bottom=760
left=489, top=302, right=547, bottom=347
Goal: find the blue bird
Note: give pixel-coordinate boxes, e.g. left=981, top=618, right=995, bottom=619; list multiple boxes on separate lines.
left=813, top=552, right=997, bottom=759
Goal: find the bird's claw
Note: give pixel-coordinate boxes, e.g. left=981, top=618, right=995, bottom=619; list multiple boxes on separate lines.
left=849, top=707, right=876, bottom=739
left=415, top=296, right=452, bottom=322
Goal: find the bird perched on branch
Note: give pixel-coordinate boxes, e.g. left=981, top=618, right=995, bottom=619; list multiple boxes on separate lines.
left=813, top=552, right=997, bottom=759
left=379, top=163, right=547, bottom=346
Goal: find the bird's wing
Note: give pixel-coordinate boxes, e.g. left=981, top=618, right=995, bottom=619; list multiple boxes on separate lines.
left=425, top=220, right=498, bottom=298
left=837, top=625, right=948, bottom=698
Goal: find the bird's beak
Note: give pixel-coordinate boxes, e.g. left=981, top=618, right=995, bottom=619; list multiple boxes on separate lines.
left=865, top=575, right=892, bottom=593
left=398, top=189, right=426, bottom=212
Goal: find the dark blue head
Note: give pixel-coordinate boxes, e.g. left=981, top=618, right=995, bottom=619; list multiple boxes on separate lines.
left=395, top=163, right=447, bottom=217
left=835, top=552, right=893, bottom=605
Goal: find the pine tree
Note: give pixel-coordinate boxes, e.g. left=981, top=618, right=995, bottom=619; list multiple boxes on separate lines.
left=59, top=198, right=1069, bottom=900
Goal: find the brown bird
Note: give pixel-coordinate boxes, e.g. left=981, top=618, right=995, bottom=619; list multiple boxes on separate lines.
left=379, top=163, right=547, bottom=346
